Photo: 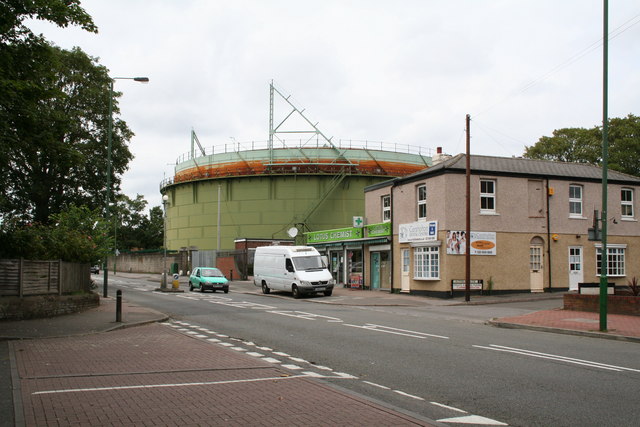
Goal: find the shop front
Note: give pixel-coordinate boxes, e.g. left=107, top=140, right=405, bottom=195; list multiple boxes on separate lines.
left=305, top=224, right=390, bottom=290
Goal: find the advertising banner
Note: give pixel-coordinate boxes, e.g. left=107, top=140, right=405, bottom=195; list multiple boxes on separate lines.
left=446, top=230, right=496, bottom=255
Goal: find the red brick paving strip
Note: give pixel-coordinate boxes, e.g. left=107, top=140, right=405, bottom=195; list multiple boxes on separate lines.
left=12, top=323, right=433, bottom=426
left=497, top=309, right=640, bottom=338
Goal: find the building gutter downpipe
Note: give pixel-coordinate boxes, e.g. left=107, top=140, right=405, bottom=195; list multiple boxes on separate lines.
left=546, top=178, right=552, bottom=291
left=390, top=179, right=397, bottom=294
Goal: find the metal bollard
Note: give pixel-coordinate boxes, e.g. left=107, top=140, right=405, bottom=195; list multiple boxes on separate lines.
left=229, top=269, right=233, bottom=281
left=116, top=289, right=122, bottom=322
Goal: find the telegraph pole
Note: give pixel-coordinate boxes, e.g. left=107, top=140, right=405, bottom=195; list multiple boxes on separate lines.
left=599, top=0, right=609, bottom=331
left=465, top=114, right=471, bottom=302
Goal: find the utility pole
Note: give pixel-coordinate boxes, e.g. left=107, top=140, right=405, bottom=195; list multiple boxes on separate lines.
left=599, top=0, right=609, bottom=331
left=465, top=114, right=471, bottom=302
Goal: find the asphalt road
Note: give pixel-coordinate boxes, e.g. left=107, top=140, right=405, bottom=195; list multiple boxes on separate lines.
left=108, top=275, right=639, bottom=427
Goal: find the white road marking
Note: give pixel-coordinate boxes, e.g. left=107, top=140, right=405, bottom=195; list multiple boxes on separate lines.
left=267, top=310, right=343, bottom=322
left=230, top=347, right=246, bottom=352
left=473, top=344, right=640, bottom=372
left=393, top=390, right=424, bottom=401
left=246, top=352, right=264, bottom=357
left=273, top=352, right=289, bottom=357
left=430, top=402, right=467, bottom=413
left=288, top=357, right=307, bottom=363
left=32, top=374, right=317, bottom=395
left=363, top=381, right=390, bottom=390
left=281, top=364, right=302, bottom=370
left=344, top=323, right=449, bottom=340
left=261, top=357, right=281, bottom=364
left=437, top=415, right=508, bottom=425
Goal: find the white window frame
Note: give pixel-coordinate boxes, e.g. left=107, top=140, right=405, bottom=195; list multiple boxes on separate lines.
left=417, top=185, right=427, bottom=220
left=569, top=184, right=583, bottom=218
left=413, top=246, right=439, bottom=280
left=382, top=195, right=391, bottom=222
left=402, top=248, right=410, bottom=273
left=480, top=179, right=496, bottom=213
left=595, top=244, right=626, bottom=277
left=621, top=188, right=634, bottom=219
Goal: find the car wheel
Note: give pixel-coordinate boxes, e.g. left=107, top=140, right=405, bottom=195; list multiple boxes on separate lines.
left=200, top=284, right=205, bottom=293
left=212, top=289, right=216, bottom=293
left=262, top=282, right=270, bottom=294
left=292, top=285, right=301, bottom=299
left=189, top=282, right=194, bottom=291
left=323, top=290, right=333, bottom=297
left=223, top=288, right=229, bottom=294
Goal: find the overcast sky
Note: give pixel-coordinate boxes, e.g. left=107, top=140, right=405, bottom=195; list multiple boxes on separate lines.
left=26, top=0, right=640, bottom=212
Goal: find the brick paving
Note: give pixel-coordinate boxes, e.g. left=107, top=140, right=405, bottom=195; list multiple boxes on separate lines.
left=493, top=308, right=640, bottom=340
left=11, top=323, right=434, bottom=426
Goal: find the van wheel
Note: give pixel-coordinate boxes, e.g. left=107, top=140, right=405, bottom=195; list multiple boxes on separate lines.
left=262, top=282, right=270, bottom=294
left=189, top=282, right=194, bottom=291
left=323, top=290, right=333, bottom=296
left=292, top=285, right=301, bottom=299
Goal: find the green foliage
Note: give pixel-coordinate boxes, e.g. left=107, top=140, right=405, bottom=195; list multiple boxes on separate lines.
left=0, top=204, right=111, bottom=263
left=113, top=195, right=164, bottom=250
left=524, top=114, right=640, bottom=177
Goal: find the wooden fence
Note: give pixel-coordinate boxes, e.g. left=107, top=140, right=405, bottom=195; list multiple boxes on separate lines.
left=0, top=259, right=91, bottom=297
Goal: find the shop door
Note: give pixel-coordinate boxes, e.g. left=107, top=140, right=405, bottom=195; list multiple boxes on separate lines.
left=401, top=249, right=410, bottom=293
left=568, top=246, right=583, bottom=291
left=330, top=250, right=344, bottom=285
left=529, top=238, right=544, bottom=293
left=371, top=252, right=381, bottom=289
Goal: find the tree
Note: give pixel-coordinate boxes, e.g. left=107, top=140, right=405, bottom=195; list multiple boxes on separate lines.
left=0, top=204, right=111, bottom=263
left=112, top=195, right=163, bottom=251
left=524, top=114, right=640, bottom=177
left=1, top=5, right=134, bottom=223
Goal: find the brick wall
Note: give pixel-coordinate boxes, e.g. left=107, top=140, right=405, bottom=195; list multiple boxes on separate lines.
left=0, top=293, right=100, bottom=320
left=564, top=293, right=640, bottom=316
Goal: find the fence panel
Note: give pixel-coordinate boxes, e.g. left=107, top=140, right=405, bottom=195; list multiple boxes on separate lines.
left=192, top=250, right=216, bottom=268
left=61, top=262, right=91, bottom=294
left=0, top=259, right=20, bottom=296
left=22, top=260, right=60, bottom=296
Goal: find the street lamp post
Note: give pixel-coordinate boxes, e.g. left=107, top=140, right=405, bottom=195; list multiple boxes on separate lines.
left=161, top=194, right=169, bottom=289
left=103, top=76, right=149, bottom=298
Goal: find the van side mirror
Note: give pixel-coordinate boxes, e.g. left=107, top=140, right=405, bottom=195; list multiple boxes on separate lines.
left=321, top=256, right=329, bottom=268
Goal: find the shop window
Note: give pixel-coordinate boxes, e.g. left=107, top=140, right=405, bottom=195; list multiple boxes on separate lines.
left=414, top=246, right=439, bottom=279
left=596, top=245, right=626, bottom=277
left=348, top=250, right=363, bottom=288
left=417, top=185, right=427, bottom=220
left=382, top=195, right=391, bottom=222
left=621, top=188, right=634, bottom=218
left=480, top=179, right=496, bottom=213
left=569, top=184, right=583, bottom=217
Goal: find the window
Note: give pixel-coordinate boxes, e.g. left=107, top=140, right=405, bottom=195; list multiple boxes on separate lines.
left=480, top=179, right=496, bottom=213
left=569, top=185, right=583, bottom=217
left=417, top=185, right=427, bottom=220
left=596, top=245, right=626, bottom=277
left=529, top=246, right=542, bottom=271
left=621, top=188, right=634, bottom=218
left=382, top=195, right=391, bottom=222
left=414, top=246, right=439, bottom=279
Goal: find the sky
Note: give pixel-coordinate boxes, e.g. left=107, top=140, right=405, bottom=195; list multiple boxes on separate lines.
left=26, top=0, right=640, bottom=212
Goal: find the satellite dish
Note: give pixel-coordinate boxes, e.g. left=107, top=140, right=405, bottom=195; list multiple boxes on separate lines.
left=287, top=227, right=299, bottom=237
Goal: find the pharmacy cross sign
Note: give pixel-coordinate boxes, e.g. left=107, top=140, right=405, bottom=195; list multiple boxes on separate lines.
left=353, top=216, right=364, bottom=228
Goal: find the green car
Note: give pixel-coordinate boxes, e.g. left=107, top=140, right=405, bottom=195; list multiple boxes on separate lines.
left=189, top=267, right=229, bottom=293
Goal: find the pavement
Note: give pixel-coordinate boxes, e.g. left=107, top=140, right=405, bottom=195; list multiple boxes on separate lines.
left=2, top=274, right=639, bottom=426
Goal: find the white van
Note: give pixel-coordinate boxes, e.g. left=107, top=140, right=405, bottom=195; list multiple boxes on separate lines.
left=253, top=246, right=335, bottom=298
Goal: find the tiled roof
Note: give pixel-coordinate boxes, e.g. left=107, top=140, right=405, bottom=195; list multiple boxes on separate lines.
left=365, top=154, right=640, bottom=191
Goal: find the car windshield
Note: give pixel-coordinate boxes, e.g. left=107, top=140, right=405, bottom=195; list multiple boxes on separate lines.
left=292, top=256, right=324, bottom=271
left=201, top=269, right=224, bottom=278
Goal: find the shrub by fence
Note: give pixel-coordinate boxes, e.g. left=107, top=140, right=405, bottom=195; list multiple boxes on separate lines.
left=0, top=259, right=91, bottom=297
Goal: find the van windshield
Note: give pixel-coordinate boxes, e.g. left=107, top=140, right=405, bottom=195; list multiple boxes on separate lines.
left=292, top=256, right=324, bottom=271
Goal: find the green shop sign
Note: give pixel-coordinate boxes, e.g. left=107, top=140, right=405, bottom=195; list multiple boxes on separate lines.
left=366, top=222, right=391, bottom=237
left=305, top=227, right=363, bottom=243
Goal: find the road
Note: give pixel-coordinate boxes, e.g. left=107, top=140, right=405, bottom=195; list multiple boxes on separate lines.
left=108, top=274, right=639, bottom=426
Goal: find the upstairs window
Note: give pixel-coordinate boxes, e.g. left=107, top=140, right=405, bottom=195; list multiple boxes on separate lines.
left=480, top=179, right=496, bottom=213
left=621, top=188, right=634, bottom=218
left=569, top=185, right=583, bottom=217
left=382, top=195, right=391, bottom=222
left=417, top=185, right=427, bottom=220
